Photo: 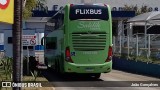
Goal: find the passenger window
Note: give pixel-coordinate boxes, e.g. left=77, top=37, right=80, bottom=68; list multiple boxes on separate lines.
left=8, top=37, right=13, bottom=43
left=46, top=37, right=57, bottom=50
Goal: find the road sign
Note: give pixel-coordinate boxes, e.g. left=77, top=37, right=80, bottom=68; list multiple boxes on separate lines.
left=30, top=39, right=36, bottom=45
left=22, top=35, right=36, bottom=46
left=0, top=0, right=14, bottom=24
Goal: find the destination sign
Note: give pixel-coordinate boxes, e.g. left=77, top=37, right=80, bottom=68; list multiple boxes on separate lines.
left=70, top=5, right=109, bottom=20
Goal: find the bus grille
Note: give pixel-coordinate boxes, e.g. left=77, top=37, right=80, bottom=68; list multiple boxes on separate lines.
left=72, top=32, right=107, bottom=51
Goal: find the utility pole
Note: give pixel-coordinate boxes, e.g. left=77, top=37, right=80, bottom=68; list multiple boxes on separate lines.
left=12, top=0, right=22, bottom=90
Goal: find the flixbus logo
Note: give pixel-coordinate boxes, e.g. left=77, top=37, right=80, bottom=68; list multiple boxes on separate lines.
left=0, top=0, right=10, bottom=9
left=75, top=9, right=102, bottom=15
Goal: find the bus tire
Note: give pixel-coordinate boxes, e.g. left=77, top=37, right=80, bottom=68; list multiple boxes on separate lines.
left=44, top=58, right=48, bottom=67
left=55, top=61, right=60, bottom=73
left=57, top=61, right=60, bottom=73
left=93, top=73, right=101, bottom=79
left=55, top=61, right=58, bottom=73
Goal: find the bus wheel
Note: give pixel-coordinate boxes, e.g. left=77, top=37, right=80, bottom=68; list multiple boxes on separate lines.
left=93, top=73, right=101, bottom=79
left=44, top=58, right=48, bottom=67
left=55, top=61, right=60, bottom=73
left=55, top=61, right=58, bottom=73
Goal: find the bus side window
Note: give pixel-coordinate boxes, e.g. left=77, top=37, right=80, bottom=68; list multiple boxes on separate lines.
left=46, top=8, right=64, bottom=32
left=55, top=13, right=64, bottom=30
left=46, top=37, right=57, bottom=50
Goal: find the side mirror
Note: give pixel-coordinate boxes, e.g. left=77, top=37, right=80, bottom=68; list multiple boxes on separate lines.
left=41, top=37, right=44, bottom=46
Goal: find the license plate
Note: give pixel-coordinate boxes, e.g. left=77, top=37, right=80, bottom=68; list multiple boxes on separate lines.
left=85, top=67, right=94, bottom=71
left=37, top=65, right=48, bottom=69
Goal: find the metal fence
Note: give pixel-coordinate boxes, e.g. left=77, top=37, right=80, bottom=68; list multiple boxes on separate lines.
left=113, top=34, right=160, bottom=60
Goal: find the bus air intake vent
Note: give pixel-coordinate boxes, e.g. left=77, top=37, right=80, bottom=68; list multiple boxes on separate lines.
left=72, top=32, right=107, bottom=51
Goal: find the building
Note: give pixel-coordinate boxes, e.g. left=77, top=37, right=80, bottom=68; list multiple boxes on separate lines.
left=1, top=0, right=159, bottom=57
left=43, top=0, right=160, bottom=11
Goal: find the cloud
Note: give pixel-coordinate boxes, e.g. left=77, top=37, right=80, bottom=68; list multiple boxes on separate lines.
left=0, top=0, right=7, bottom=5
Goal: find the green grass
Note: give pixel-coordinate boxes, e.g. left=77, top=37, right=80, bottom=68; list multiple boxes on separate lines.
left=0, top=57, right=12, bottom=81
left=0, top=57, right=52, bottom=90
left=0, top=57, right=12, bottom=90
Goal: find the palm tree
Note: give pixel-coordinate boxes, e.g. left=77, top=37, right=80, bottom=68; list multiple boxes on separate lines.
left=12, top=1, right=46, bottom=90
left=23, top=0, right=47, bottom=19
left=12, top=0, right=22, bottom=90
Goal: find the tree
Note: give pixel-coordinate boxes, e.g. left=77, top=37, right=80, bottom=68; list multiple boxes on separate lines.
left=123, top=4, right=150, bottom=15
left=13, top=0, right=22, bottom=90
left=23, top=0, right=46, bottom=19
left=12, top=1, right=46, bottom=90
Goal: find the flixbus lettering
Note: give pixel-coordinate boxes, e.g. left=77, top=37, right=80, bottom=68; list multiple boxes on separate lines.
left=75, top=9, right=102, bottom=14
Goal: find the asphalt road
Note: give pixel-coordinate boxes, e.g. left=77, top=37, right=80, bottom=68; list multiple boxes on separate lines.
left=42, top=69, right=160, bottom=90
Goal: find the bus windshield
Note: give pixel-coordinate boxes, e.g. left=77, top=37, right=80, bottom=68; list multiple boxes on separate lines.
left=69, top=5, right=109, bottom=20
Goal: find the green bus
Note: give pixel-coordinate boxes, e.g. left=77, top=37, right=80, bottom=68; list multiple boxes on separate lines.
left=43, top=3, right=112, bottom=78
